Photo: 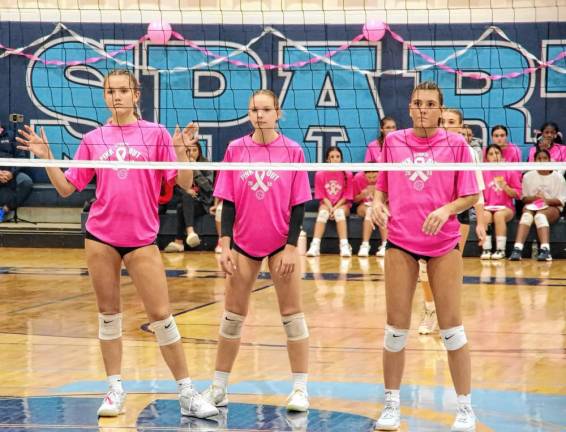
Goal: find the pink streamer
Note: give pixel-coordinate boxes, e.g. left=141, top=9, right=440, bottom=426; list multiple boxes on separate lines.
left=0, top=24, right=564, bottom=81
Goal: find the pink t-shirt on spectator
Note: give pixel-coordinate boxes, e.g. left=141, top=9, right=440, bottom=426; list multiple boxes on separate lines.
left=65, top=120, right=177, bottom=247
left=364, top=139, right=384, bottom=163
left=527, top=144, right=566, bottom=162
left=482, top=170, right=522, bottom=211
left=214, top=134, right=312, bottom=257
left=484, top=142, right=522, bottom=162
left=377, top=128, right=479, bottom=257
left=353, top=171, right=376, bottom=204
left=314, top=171, right=353, bottom=206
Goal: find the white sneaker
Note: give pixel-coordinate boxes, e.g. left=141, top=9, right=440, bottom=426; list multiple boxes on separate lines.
left=491, top=250, right=505, bottom=260
left=358, top=243, right=371, bottom=257
left=480, top=250, right=491, bottom=260
left=375, top=243, right=386, bottom=257
left=97, top=390, right=126, bottom=417
left=286, top=388, right=309, bottom=412
left=374, top=393, right=400, bottom=430
left=451, top=404, right=476, bottom=431
left=201, top=384, right=229, bottom=407
left=418, top=307, right=438, bottom=335
left=186, top=232, right=201, bottom=248
left=306, top=243, right=320, bottom=257
left=164, top=241, right=184, bottom=253
left=339, top=243, right=352, bottom=257
left=214, top=241, right=222, bottom=254
left=180, top=386, right=219, bottom=418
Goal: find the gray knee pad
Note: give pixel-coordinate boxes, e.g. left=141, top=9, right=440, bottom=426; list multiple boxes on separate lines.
left=282, top=312, right=309, bottom=341
left=98, top=313, right=122, bottom=340
left=149, top=315, right=181, bottom=346
left=219, top=310, right=245, bottom=339
left=440, top=325, right=468, bottom=351
left=383, top=325, right=409, bottom=352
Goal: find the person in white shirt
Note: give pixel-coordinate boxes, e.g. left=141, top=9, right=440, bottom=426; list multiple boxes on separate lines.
left=509, top=148, right=566, bottom=261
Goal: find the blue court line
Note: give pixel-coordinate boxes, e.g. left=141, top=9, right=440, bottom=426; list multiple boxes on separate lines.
left=51, top=379, right=565, bottom=431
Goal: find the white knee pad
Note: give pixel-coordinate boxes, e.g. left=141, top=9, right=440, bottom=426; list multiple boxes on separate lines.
left=383, top=325, right=409, bottom=352
left=219, top=310, right=245, bottom=339
left=519, top=212, right=534, bottom=227
left=334, top=208, right=346, bottom=222
left=282, top=313, right=309, bottom=341
left=440, top=325, right=468, bottom=351
left=98, top=313, right=122, bottom=340
left=149, top=315, right=181, bottom=346
left=316, top=209, right=330, bottom=223
left=215, top=203, right=223, bottom=223
left=534, top=213, right=549, bottom=228
left=364, top=205, right=373, bottom=221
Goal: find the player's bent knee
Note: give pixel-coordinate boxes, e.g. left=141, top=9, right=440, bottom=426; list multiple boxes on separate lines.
left=534, top=213, right=549, bottom=228
left=219, top=310, right=245, bottom=339
left=149, top=315, right=181, bottom=346
left=519, top=212, right=534, bottom=227
left=282, top=312, right=309, bottom=341
left=383, top=325, right=409, bottom=352
left=440, top=325, right=467, bottom=351
left=334, top=208, right=346, bottom=222
left=316, top=209, right=330, bottom=223
left=98, top=313, right=122, bottom=340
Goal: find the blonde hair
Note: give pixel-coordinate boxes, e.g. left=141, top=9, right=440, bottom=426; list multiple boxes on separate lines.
left=410, top=80, right=444, bottom=106
left=103, top=69, right=142, bottom=119
left=444, top=108, right=463, bottom=125
left=249, top=89, right=280, bottom=111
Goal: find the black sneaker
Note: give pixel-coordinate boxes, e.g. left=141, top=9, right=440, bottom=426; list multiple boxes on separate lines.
left=509, top=247, right=522, bottom=261
left=537, top=248, right=552, bottom=261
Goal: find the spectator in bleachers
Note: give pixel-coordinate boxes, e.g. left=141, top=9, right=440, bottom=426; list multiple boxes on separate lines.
left=164, top=136, right=213, bottom=252
left=461, top=124, right=483, bottom=162
left=509, top=149, right=566, bottom=261
left=354, top=171, right=387, bottom=257
left=490, top=125, right=522, bottom=162
left=364, top=116, right=397, bottom=163
left=306, top=146, right=354, bottom=257
left=528, top=122, right=566, bottom=162
left=480, top=144, right=522, bottom=260
left=0, top=123, right=33, bottom=222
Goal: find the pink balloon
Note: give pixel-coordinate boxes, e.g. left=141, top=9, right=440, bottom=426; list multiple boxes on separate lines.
left=363, top=20, right=387, bottom=42
left=148, top=21, right=172, bottom=44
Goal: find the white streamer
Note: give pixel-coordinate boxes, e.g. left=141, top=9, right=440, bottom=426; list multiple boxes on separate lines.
left=0, top=157, right=563, bottom=172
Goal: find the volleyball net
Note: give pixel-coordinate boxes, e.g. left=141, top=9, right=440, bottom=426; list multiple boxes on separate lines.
left=0, top=1, right=565, bottom=175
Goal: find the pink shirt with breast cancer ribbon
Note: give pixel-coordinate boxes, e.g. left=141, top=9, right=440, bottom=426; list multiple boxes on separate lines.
left=482, top=170, right=522, bottom=211
left=214, top=134, right=312, bottom=258
left=376, top=128, right=479, bottom=257
left=314, top=171, right=353, bottom=206
left=65, top=120, right=177, bottom=247
left=527, top=144, right=566, bottom=162
left=364, top=139, right=384, bottom=163
left=353, top=171, right=376, bottom=204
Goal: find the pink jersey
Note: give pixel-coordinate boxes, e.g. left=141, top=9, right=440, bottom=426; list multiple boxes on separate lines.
left=364, top=139, right=384, bottom=163
left=527, top=144, right=566, bottom=162
left=353, top=171, right=376, bottom=204
left=485, top=142, right=522, bottom=162
left=376, top=129, right=479, bottom=257
left=482, top=170, right=522, bottom=211
left=65, top=120, right=177, bottom=247
left=214, top=134, right=312, bottom=257
left=314, top=171, right=353, bottom=206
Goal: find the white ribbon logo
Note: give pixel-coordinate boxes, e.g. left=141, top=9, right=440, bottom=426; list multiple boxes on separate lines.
left=250, top=171, right=269, bottom=192
left=114, top=144, right=129, bottom=179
